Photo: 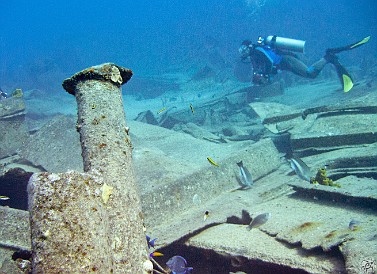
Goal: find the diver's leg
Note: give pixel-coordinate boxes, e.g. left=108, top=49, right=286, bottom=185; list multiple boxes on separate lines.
left=280, top=55, right=327, bottom=79
left=307, top=58, right=328, bottom=78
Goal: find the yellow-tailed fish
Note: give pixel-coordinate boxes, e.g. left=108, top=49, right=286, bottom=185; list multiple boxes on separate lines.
left=157, top=107, right=166, bottom=114
left=203, top=210, right=209, bottom=221
left=207, top=157, right=219, bottom=167
left=149, top=251, right=164, bottom=257
left=189, top=103, right=194, bottom=114
left=0, top=195, right=10, bottom=200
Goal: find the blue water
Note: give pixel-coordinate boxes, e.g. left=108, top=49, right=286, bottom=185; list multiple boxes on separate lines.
left=0, top=0, right=375, bottom=93
left=0, top=1, right=376, bottom=273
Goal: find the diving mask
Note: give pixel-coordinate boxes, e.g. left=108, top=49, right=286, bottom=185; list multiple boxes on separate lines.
left=239, top=43, right=253, bottom=60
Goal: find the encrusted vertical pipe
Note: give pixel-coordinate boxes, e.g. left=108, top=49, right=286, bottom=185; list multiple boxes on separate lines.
left=28, top=171, right=114, bottom=273
left=27, top=63, right=148, bottom=273
left=62, top=63, right=148, bottom=273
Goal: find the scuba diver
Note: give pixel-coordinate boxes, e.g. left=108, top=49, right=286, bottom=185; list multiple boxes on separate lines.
left=0, top=87, right=8, bottom=100
left=239, top=35, right=370, bottom=92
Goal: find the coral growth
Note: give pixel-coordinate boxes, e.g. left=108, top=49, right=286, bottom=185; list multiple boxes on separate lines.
left=101, top=183, right=113, bottom=204
left=11, top=88, right=23, bottom=97
left=310, top=168, right=341, bottom=187
left=291, top=221, right=322, bottom=234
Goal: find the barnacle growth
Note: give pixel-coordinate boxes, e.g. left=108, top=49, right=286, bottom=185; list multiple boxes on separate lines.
left=101, top=183, right=113, bottom=204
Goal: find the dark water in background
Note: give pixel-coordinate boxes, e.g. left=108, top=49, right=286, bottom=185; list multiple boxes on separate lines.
left=0, top=0, right=376, bottom=93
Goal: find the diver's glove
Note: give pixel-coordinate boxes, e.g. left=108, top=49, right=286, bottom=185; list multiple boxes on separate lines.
left=252, top=72, right=270, bottom=85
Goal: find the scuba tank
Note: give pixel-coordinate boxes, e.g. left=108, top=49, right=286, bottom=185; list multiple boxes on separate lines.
left=264, top=35, right=306, bottom=53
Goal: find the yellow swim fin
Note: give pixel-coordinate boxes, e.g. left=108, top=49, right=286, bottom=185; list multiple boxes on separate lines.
left=326, top=52, right=354, bottom=92
left=350, top=36, right=371, bottom=49
left=325, top=36, right=370, bottom=92
left=342, top=74, right=353, bottom=93
left=328, top=36, right=371, bottom=54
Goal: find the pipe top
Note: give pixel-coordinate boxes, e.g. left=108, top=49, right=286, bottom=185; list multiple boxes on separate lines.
left=62, top=63, right=133, bottom=95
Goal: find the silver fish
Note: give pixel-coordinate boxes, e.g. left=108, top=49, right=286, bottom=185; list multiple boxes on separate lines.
left=237, top=161, right=253, bottom=189
left=289, top=156, right=312, bottom=182
left=0, top=195, right=10, bottom=201
left=348, top=219, right=361, bottom=231
left=247, top=213, right=271, bottom=230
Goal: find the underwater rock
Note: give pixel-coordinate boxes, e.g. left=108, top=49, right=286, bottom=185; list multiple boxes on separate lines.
left=291, top=132, right=377, bottom=153
left=134, top=110, right=158, bottom=125
left=315, top=145, right=377, bottom=179
left=242, top=81, right=284, bottom=100
left=0, top=94, right=29, bottom=159
left=19, top=115, right=83, bottom=173
left=0, top=168, right=32, bottom=210
left=292, top=101, right=377, bottom=153
left=0, top=207, right=31, bottom=274
left=222, top=126, right=246, bottom=137
left=174, top=122, right=225, bottom=142
left=234, top=59, right=253, bottom=83
left=224, top=92, right=249, bottom=109
left=289, top=175, right=377, bottom=208
left=186, top=223, right=345, bottom=273
left=249, top=101, right=302, bottom=134
left=191, top=65, right=216, bottom=81
left=143, top=138, right=281, bottom=245
left=158, top=112, right=182, bottom=129
left=341, top=239, right=377, bottom=274
left=251, top=98, right=377, bottom=160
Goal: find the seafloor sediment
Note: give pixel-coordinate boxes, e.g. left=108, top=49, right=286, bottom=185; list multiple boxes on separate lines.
left=1, top=75, right=376, bottom=273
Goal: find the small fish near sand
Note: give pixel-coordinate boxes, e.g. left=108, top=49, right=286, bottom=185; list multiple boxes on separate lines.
left=348, top=219, right=361, bottom=231
left=189, top=103, right=194, bottom=114
left=203, top=210, right=209, bottom=221
left=157, top=107, right=167, bottom=114
left=0, top=196, right=10, bottom=200
left=236, top=161, right=253, bottom=189
left=247, top=213, right=271, bottom=230
left=207, top=157, right=219, bottom=167
left=288, top=156, right=313, bottom=182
